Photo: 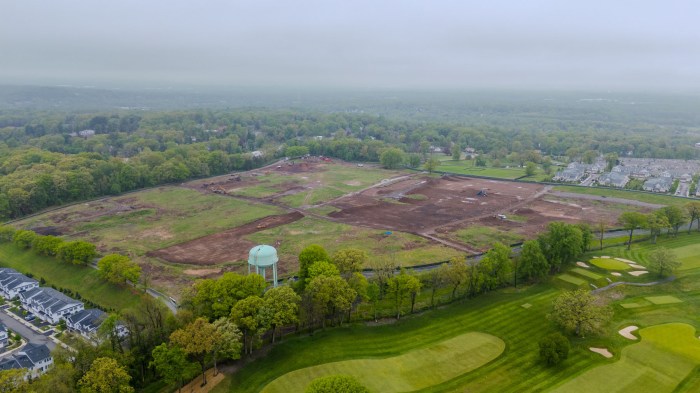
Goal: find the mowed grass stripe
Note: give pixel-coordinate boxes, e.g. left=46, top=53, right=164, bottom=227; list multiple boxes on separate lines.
left=261, top=332, right=505, bottom=393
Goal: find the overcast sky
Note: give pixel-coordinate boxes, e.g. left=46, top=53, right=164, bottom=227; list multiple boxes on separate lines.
left=1, top=0, right=699, bottom=91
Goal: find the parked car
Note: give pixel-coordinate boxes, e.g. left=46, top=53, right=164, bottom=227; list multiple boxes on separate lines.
left=24, top=313, right=35, bottom=321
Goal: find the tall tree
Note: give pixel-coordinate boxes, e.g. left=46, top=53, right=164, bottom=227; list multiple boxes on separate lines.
left=386, top=270, right=421, bottom=318
left=150, top=344, right=195, bottom=393
left=169, top=318, right=218, bottom=386
left=478, top=242, right=513, bottom=291
left=537, top=222, right=584, bottom=272
left=331, top=248, right=367, bottom=278
left=0, top=369, right=28, bottom=393
left=298, top=244, right=330, bottom=290
left=379, top=148, right=405, bottom=169
left=658, top=205, right=687, bottom=236
left=550, top=289, right=612, bottom=337
left=440, top=258, right=467, bottom=300
left=229, top=296, right=265, bottom=355
left=685, top=201, right=700, bottom=232
left=595, top=220, right=606, bottom=250
left=518, top=240, right=549, bottom=282
left=78, top=357, right=134, bottom=393
left=262, top=286, right=301, bottom=342
left=211, top=318, right=243, bottom=376
left=423, top=156, right=441, bottom=173
left=647, top=212, right=669, bottom=244
left=618, top=211, right=647, bottom=250
left=647, top=247, right=681, bottom=277
left=306, top=275, right=356, bottom=328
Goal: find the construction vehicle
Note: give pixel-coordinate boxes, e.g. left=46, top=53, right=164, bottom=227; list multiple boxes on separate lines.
left=477, top=189, right=488, bottom=197
left=210, top=185, right=227, bottom=194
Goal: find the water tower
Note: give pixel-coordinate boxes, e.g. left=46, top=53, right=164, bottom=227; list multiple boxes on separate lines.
left=248, top=245, right=279, bottom=287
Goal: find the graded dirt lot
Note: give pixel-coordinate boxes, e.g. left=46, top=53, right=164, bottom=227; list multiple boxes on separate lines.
left=327, top=176, right=544, bottom=233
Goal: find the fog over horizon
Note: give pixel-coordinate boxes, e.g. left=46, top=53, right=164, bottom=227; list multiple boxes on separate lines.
left=2, top=0, right=699, bottom=92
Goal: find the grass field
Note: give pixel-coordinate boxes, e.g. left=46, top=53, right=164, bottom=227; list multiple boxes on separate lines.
left=588, top=232, right=700, bottom=270
left=0, top=243, right=144, bottom=312
left=646, top=296, right=683, bottom=305
left=672, top=243, right=700, bottom=270
left=448, top=226, right=525, bottom=251
left=261, top=332, right=504, bottom=393
left=556, top=273, right=588, bottom=289
left=590, top=258, right=632, bottom=271
left=550, top=323, right=700, bottom=393
left=552, top=185, right=689, bottom=207
left=569, top=267, right=608, bottom=287
left=246, top=217, right=463, bottom=268
left=15, top=187, right=284, bottom=257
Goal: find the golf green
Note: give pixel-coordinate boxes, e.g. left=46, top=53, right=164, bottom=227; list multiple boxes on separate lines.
left=673, top=243, right=700, bottom=270
left=645, top=295, right=683, bottom=305
left=550, top=323, right=700, bottom=393
left=590, top=258, right=631, bottom=271
left=260, top=332, right=505, bottom=393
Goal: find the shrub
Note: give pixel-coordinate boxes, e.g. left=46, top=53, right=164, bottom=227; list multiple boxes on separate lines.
left=539, top=333, right=570, bottom=365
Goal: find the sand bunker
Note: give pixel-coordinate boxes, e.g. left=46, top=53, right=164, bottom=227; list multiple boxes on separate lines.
left=628, top=271, right=649, bottom=277
left=619, top=326, right=639, bottom=340
left=611, top=272, right=622, bottom=277
left=576, top=262, right=591, bottom=268
left=628, top=263, right=646, bottom=269
left=599, top=256, right=611, bottom=258
left=589, top=347, right=613, bottom=358
left=615, top=258, right=635, bottom=264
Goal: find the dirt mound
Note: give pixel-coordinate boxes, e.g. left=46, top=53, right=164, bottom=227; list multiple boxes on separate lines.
left=148, top=212, right=304, bottom=265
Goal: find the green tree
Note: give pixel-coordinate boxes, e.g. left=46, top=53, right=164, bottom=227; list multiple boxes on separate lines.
left=618, top=211, right=647, bottom=250
left=596, top=220, right=606, bottom=250
left=518, top=240, right=549, bottom=282
left=0, top=369, right=28, bottom=393
left=306, top=275, right=356, bottom=328
left=647, top=212, right=669, bottom=244
left=12, top=229, right=37, bottom=249
left=539, top=333, right=570, bottom=366
left=475, top=155, right=487, bottom=167
left=230, top=296, right=265, bottom=355
left=423, top=156, right=440, bottom=173
left=186, top=272, right=266, bottom=319
left=605, top=152, right=618, bottom=171
left=525, top=161, right=537, bottom=176
left=426, top=266, right=447, bottom=308
left=285, top=145, right=309, bottom=157
left=537, top=222, right=584, bottom=272
left=32, top=235, right=64, bottom=256
left=550, top=289, right=612, bottom=337
left=169, top=318, right=218, bottom=386
left=262, top=286, right=301, bottom=342
left=478, top=242, right=513, bottom=291
left=298, top=244, right=330, bottom=290
left=452, top=144, right=461, bottom=161
left=305, top=375, right=370, bottom=393
left=366, top=282, right=380, bottom=322
left=150, top=344, right=195, bottom=393
left=307, top=260, right=340, bottom=283
left=0, top=226, right=16, bottom=242
left=97, top=254, right=141, bottom=285
left=386, top=270, right=421, bottom=318
left=647, top=247, right=681, bottom=277
left=686, top=201, right=700, bottom=232
left=379, top=148, right=405, bottom=169
left=57, top=240, right=97, bottom=265
left=441, top=257, right=468, bottom=300
left=658, top=205, right=687, bottom=236
left=78, top=357, right=134, bottom=393
left=211, top=317, right=243, bottom=376
left=407, top=153, right=422, bottom=168
left=331, top=248, right=367, bottom=278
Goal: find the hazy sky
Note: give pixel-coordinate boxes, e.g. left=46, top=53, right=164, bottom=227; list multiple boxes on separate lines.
left=1, top=0, right=699, bottom=91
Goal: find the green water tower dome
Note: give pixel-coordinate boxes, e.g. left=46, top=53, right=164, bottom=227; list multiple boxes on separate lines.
left=248, top=245, right=279, bottom=287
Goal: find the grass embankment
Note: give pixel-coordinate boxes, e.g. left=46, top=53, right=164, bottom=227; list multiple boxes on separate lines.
left=0, top=243, right=144, bottom=311
left=261, top=332, right=504, bottom=393
left=246, top=217, right=462, bottom=268
left=552, top=185, right=689, bottom=207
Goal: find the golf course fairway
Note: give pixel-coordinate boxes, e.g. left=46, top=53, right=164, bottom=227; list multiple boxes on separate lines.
left=550, top=323, right=700, bottom=393
left=260, top=331, right=505, bottom=393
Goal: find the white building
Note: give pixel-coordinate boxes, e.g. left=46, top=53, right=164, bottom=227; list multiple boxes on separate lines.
left=0, top=323, right=7, bottom=348
left=0, top=343, right=53, bottom=379
left=66, top=309, right=128, bottom=340
left=18, top=287, right=84, bottom=324
left=0, top=268, right=39, bottom=300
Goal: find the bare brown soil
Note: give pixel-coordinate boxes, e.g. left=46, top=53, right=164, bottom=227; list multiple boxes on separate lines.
left=147, top=212, right=304, bottom=265
left=328, top=176, right=544, bottom=233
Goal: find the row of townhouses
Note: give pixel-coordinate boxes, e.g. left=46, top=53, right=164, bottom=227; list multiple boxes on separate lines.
left=1, top=268, right=126, bottom=339
left=0, top=343, right=53, bottom=379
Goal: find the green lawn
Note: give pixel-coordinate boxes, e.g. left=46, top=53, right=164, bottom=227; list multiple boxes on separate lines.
left=556, top=273, right=588, bottom=289
left=261, top=332, right=504, bottom=393
left=0, top=243, right=145, bottom=312
left=590, top=258, right=632, bottom=271
left=550, top=323, right=700, bottom=393
left=245, top=217, right=462, bottom=268
left=448, top=226, right=525, bottom=251
left=673, top=243, right=700, bottom=270
left=569, top=268, right=608, bottom=287
left=646, top=296, right=683, bottom=305
left=552, top=185, right=689, bottom=207
left=588, top=232, right=700, bottom=271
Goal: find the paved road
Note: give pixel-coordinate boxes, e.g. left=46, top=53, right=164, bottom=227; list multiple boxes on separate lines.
left=0, top=308, right=56, bottom=351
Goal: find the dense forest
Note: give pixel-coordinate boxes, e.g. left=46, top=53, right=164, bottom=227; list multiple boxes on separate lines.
left=1, top=86, right=699, bottom=219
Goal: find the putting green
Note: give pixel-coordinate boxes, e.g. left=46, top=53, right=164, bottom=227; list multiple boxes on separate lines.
left=590, top=258, right=631, bottom=271
left=673, top=243, right=700, bottom=270
left=645, top=295, right=683, bottom=305
left=550, top=323, right=700, bottom=393
left=261, top=332, right=505, bottom=393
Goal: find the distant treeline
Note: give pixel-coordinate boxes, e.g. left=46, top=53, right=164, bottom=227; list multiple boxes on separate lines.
left=0, top=107, right=699, bottom=219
